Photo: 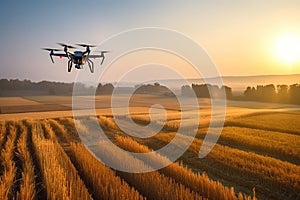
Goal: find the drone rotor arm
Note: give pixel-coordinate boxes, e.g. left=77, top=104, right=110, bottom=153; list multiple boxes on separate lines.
left=87, top=55, right=103, bottom=58
left=88, top=51, right=109, bottom=65
left=51, top=53, right=68, bottom=57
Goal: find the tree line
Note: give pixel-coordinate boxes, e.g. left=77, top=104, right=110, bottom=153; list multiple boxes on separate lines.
left=134, top=82, right=175, bottom=96
left=181, top=84, right=233, bottom=99
left=1, top=78, right=299, bottom=105
left=182, top=83, right=300, bottom=105
left=243, top=84, right=300, bottom=104
left=0, top=79, right=114, bottom=95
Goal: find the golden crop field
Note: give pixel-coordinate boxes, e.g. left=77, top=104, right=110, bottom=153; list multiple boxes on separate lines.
left=0, top=95, right=299, bottom=200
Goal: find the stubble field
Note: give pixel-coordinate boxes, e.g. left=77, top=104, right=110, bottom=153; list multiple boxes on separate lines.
left=0, top=95, right=299, bottom=200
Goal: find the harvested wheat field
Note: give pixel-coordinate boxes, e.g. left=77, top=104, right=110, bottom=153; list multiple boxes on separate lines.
left=0, top=95, right=299, bottom=200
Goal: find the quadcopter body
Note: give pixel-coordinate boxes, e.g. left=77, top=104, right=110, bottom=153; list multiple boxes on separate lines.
left=42, top=43, right=109, bottom=73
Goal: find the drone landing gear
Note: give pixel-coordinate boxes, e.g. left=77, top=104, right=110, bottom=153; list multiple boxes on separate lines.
left=68, top=59, right=72, bottom=72
left=87, top=58, right=94, bottom=73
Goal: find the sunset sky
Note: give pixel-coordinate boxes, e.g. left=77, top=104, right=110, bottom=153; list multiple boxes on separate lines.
left=0, top=0, right=300, bottom=82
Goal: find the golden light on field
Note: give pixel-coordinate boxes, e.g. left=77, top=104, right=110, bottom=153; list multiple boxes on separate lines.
left=274, top=33, right=300, bottom=65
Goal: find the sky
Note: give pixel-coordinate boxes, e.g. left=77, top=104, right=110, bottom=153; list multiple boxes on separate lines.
left=0, top=0, right=300, bottom=83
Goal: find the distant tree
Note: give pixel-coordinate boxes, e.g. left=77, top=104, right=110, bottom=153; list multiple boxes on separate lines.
left=181, top=85, right=194, bottom=97
left=263, top=84, right=276, bottom=102
left=242, top=83, right=300, bottom=105
left=244, top=86, right=256, bottom=101
left=134, top=83, right=173, bottom=96
left=191, top=84, right=231, bottom=99
left=289, top=84, right=300, bottom=104
left=244, top=84, right=276, bottom=102
left=255, top=85, right=264, bottom=101
left=192, top=84, right=210, bottom=98
left=97, top=83, right=114, bottom=94
left=102, top=83, right=114, bottom=94
left=0, top=79, right=10, bottom=90
left=277, top=84, right=289, bottom=103
left=209, top=85, right=220, bottom=98
left=244, top=86, right=253, bottom=100
left=96, top=83, right=103, bottom=94
left=221, top=86, right=233, bottom=99
left=48, top=87, right=56, bottom=95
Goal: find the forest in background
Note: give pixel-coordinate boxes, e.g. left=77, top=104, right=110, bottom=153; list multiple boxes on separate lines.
left=182, top=83, right=300, bottom=105
left=0, top=78, right=300, bottom=105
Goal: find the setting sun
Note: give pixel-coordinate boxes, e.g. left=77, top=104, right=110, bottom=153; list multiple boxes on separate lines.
left=275, top=33, right=300, bottom=64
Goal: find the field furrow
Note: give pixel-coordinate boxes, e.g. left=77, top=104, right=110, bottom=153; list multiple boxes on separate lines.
left=11, top=122, right=24, bottom=198
left=64, top=117, right=204, bottom=200
left=115, top=134, right=254, bottom=200
left=0, top=106, right=299, bottom=200
left=30, top=121, right=92, bottom=200
left=49, top=118, right=145, bottom=200
left=15, top=121, right=35, bottom=200
left=150, top=132, right=300, bottom=200
left=224, top=112, right=300, bottom=136
left=0, top=122, right=17, bottom=200
left=197, top=126, right=300, bottom=164
left=0, top=121, right=6, bottom=149
left=24, top=120, right=47, bottom=199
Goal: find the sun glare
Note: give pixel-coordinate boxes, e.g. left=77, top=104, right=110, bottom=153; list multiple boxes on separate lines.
left=275, top=33, right=300, bottom=64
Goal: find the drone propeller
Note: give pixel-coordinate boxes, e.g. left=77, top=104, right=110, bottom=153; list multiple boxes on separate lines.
left=42, top=48, right=61, bottom=52
left=93, top=50, right=110, bottom=54
left=76, top=43, right=96, bottom=48
left=98, top=50, right=109, bottom=53
left=42, top=48, right=63, bottom=63
left=57, top=43, right=75, bottom=49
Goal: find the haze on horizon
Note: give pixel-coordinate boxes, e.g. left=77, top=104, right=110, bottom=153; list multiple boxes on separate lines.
left=0, top=0, right=300, bottom=83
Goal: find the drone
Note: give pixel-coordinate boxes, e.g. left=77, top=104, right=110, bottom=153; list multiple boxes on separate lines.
left=42, top=43, right=109, bottom=73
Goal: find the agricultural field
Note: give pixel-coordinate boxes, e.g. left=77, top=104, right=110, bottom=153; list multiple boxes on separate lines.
left=0, top=95, right=299, bottom=200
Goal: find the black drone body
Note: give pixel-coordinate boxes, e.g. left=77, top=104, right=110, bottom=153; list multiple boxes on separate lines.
left=42, top=43, right=109, bottom=73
